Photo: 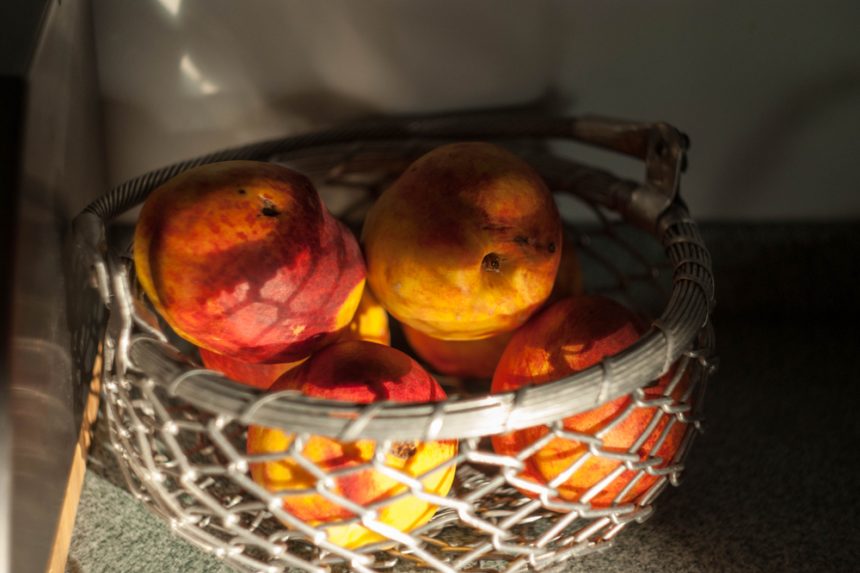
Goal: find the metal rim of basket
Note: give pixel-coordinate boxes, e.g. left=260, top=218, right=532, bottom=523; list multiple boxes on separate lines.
left=72, top=113, right=715, bottom=442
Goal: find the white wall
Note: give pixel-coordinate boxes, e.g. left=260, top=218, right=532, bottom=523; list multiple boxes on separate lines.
left=552, top=1, right=860, bottom=220
left=93, top=0, right=860, bottom=220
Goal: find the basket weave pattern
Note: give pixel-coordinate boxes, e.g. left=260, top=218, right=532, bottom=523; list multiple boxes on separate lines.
left=74, top=116, right=716, bottom=573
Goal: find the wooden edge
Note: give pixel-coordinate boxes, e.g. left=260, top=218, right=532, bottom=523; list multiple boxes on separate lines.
left=46, top=349, right=103, bottom=573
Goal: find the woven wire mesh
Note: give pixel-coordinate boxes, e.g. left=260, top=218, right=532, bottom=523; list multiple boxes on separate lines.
left=80, top=120, right=716, bottom=573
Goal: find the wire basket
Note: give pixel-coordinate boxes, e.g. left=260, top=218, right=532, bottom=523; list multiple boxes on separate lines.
left=72, top=114, right=716, bottom=573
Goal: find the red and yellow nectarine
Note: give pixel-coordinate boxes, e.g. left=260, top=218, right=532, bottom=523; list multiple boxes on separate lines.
left=362, top=142, right=562, bottom=340
left=134, top=160, right=366, bottom=363
left=247, top=341, right=457, bottom=549
left=491, top=296, right=689, bottom=507
left=401, top=231, right=581, bottom=380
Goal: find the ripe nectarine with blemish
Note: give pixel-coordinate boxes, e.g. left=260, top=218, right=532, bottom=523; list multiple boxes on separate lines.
left=361, top=142, right=562, bottom=340
left=247, top=341, right=457, bottom=549
left=134, top=160, right=366, bottom=363
left=401, top=231, right=581, bottom=380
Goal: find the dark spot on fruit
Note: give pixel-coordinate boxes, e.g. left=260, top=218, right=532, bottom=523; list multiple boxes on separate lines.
left=237, top=189, right=246, bottom=195
left=390, top=441, right=418, bottom=460
left=513, top=235, right=529, bottom=246
left=482, top=253, right=501, bottom=273
left=548, top=242, right=556, bottom=253
left=260, top=197, right=280, bottom=217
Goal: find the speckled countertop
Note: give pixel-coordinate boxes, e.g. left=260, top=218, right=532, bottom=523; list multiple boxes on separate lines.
left=67, top=223, right=860, bottom=573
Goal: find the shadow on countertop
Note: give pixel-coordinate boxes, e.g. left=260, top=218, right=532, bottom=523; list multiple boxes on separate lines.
left=567, top=221, right=860, bottom=571
left=702, top=221, right=860, bottom=317
left=567, top=314, right=859, bottom=572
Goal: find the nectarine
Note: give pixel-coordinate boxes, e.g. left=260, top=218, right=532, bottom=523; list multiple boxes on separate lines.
left=247, top=341, right=457, bottom=549
left=361, top=142, right=562, bottom=340
left=134, top=160, right=366, bottom=363
left=491, top=296, right=689, bottom=507
left=402, top=231, right=581, bottom=380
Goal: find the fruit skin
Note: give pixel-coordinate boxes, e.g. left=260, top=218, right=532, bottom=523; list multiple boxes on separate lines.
left=134, top=160, right=366, bottom=363
left=491, top=296, right=689, bottom=507
left=199, top=287, right=390, bottom=389
left=403, top=233, right=582, bottom=379
left=403, top=325, right=511, bottom=379
left=361, top=142, right=562, bottom=341
left=546, top=230, right=583, bottom=304
left=199, top=348, right=304, bottom=390
left=343, top=286, right=391, bottom=347
left=247, top=341, right=458, bottom=549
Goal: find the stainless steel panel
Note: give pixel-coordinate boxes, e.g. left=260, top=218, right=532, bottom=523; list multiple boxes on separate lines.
left=8, top=0, right=106, bottom=571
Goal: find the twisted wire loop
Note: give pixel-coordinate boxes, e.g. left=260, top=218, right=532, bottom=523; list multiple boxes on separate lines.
left=78, top=115, right=716, bottom=572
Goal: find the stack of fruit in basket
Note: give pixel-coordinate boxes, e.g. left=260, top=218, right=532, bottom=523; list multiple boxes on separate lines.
left=133, top=142, right=688, bottom=549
